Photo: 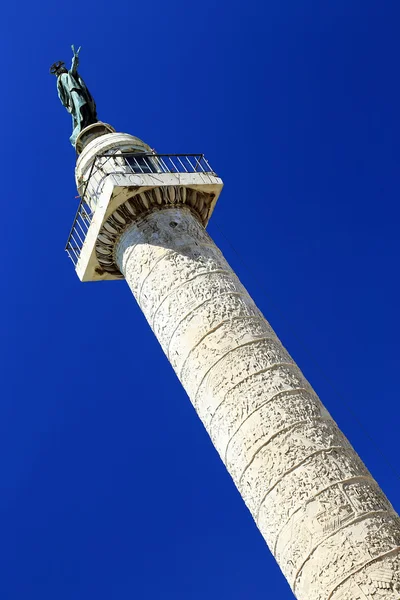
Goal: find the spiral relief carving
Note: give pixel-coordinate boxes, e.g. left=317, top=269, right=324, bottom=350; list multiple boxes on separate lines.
left=114, top=206, right=400, bottom=600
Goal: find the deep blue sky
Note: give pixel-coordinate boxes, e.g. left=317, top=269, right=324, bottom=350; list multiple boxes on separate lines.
left=1, top=1, right=400, bottom=598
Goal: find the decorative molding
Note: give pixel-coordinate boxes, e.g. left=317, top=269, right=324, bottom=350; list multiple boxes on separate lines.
left=94, top=186, right=214, bottom=275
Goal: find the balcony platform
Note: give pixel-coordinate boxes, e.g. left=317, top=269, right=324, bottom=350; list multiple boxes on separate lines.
left=66, top=153, right=223, bottom=282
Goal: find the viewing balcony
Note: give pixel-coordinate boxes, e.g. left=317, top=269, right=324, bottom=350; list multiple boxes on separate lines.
left=65, top=152, right=223, bottom=282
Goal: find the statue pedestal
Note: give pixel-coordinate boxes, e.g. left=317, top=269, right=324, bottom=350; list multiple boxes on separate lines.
left=75, top=122, right=116, bottom=154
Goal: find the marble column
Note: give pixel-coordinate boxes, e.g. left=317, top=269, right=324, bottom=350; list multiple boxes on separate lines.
left=115, top=202, right=400, bottom=600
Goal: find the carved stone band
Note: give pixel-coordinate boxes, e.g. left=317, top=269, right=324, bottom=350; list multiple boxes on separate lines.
left=94, top=186, right=213, bottom=275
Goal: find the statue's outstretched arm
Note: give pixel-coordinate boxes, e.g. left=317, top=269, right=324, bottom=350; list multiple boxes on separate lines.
left=70, top=45, right=81, bottom=74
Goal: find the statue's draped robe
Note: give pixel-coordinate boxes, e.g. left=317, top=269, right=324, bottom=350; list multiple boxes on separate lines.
left=57, top=70, right=97, bottom=146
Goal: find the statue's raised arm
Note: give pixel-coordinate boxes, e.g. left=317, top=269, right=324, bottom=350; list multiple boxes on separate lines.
left=70, top=45, right=81, bottom=74
left=50, top=46, right=98, bottom=147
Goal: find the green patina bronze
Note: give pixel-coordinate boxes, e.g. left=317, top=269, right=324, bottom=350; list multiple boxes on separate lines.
left=51, top=46, right=98, bottom=147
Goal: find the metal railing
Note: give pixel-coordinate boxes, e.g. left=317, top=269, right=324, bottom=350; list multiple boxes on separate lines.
left=65, top=153, right=216, bottom=266
left=110, top=153, right=214, bottom=175
left=65, top=198, right=93, bottom=265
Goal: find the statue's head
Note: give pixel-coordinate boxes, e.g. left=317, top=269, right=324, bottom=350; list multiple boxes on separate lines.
left=50, top=61, right=68, bottom=76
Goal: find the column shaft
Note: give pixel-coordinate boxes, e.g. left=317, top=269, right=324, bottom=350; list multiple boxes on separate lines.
left=115, top=206, right=400, bottom=600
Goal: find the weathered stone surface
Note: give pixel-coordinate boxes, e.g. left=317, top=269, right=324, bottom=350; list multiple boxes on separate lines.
left=276, top=480, right=394, bottom=584
left=204, top=362, right=310, bottom=432
left=115, top=206, right=400, bottom=600
left=294, top=514, right=400, bottom=600
left=225, top=389, right=330, bottom=481
left=258, top=448, right=370, bottom=549
left=330, top=551, right=400, bottom=599
left=168, top=293, right=263, bottom=370
left=239, top=419, right=352, bottom=514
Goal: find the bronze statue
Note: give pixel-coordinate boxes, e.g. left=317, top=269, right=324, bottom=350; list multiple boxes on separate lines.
left=51, top=46, right=98, bottom=147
